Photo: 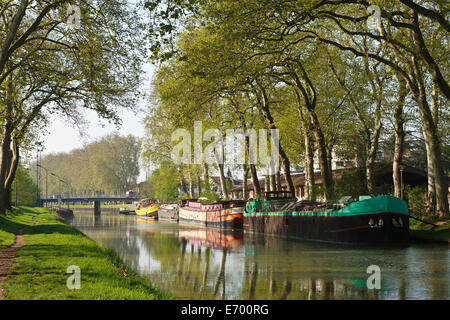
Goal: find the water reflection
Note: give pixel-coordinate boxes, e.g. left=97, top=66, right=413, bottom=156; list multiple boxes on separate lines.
left=179, top=228, right=243, bottom=251
left=70, top=210, right=450, bottom=300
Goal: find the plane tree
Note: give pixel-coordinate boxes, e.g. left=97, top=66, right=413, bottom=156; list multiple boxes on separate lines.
left=200, top=0, right=449, bottom=214
left=143, top=0, right=448, bottom=215
left=0, top=1, right=146, bottom=214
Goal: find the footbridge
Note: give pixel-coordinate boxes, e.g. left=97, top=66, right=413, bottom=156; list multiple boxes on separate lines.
left=41, top=194, right=139, bottom=215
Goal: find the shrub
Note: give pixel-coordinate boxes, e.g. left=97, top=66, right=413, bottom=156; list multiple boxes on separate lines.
left=404, top=185, right=428, bottom=216
left=332, top=170, right=367, bottom=200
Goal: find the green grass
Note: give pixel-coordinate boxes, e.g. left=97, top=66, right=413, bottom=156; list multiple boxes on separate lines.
left=0, top=207, right=171, bottom=300
left=409, top=216, right=450, bottom=243
left=0, top=207, right=37, bottom=248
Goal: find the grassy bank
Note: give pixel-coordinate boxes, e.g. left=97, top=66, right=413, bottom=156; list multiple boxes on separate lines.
left=0, top=207, right=36, bottom=248
left=0, top=207, right=170, bottom=300
left=409, top=216, right=450, bottom=244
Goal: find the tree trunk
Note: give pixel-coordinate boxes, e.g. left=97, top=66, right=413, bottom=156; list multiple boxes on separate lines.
left=422, top=83, right=439, bottom=212
left=243, top=164, right=249, bottom=200
left=255, top=82, right=295, bottom=197
left=275, top=168, right=281, bottom=192
left=279, top=151, right=295, bottom=197
left=203, top=163, right=210, bottom=191
left=188, top=172, right=194, bottom=198
left=264, top=171, right=270, bottom=193
left=269, top=160, right=276, bottom=192
left=365, top=99, right=382, bottom=196
left=311, top=119, right=332, bottom=199
left=4, top=139, right=19, bottom=211
left=249, top=164, right=261, bottom=198
left=269, top=175, right=276, bottom=191
left=417, top=95, right=448, bottom=217
left=406, top=58, right=449, bottom=216
left=299, top=102, right=314, bottom=200
left=3, top=143, right=12, bottom=211
left=218, top=163, right=228, bottom=200
left=243, top=135, right=250, bottom=200
left=327, top=145, right=333, bottom=190
left=298, top=89, right=333, bottom=197
left=304, top=132, right=315, bottom=200
left=197, top=174, right=202, bottom=196
left=409, top=20, right=448, bottom=217
left=179, top=170, right=188, bottom=197
left=393, top=77, right=407, bottom=199
left=290, top=65, right=332, bottom=198
left=0, top=121, right=13, bottom=215
left=423, top=137, right=436, bottom=211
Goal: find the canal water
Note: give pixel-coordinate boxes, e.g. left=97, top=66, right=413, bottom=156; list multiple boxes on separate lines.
left=69, top=209, right=450, bottom=300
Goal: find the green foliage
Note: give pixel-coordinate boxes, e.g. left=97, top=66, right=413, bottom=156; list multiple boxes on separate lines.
left=144, top=0, right=198, bottom=62
left=311, top=185, right=324, bottom=202
left=144, top=162, right=180, bottom=202
left=0, top=1, right=147, bottom=216
left=142, top=0, right=448, bottom=213
left=372, top=184, right=394, bottom=197
left=197, top=176, right=221, bottom=203
left=332, top=170, right=395, bottom=201
left=34, top=134, right=140, bottom=195
left=199, top=189, right=221, bottom=204
left=12, top=165, right=38, bottom=206
left=225, top=179, right=233, bottom=196
left=405, top=185, right=428, bottom=216
left=332, top=170, right=368, bottom=201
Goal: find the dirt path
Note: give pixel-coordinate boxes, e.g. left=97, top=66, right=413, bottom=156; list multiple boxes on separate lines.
left=0, top=227, right=26, bottom=300
left=0, top=219, right=38, bottom=300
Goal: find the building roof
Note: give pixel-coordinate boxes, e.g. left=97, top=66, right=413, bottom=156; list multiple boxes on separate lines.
left=232, top=162, right=431, bottom=192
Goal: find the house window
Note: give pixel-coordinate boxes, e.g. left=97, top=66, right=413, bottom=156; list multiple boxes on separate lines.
left=335, top=161, right=344, bottom=168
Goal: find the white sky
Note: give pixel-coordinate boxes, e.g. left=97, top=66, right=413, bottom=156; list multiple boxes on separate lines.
left=39, top=63, right=155, bottom=183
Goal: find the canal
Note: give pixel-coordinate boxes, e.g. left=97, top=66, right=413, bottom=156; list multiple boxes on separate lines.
left=69, top=209, right=450, bottom=300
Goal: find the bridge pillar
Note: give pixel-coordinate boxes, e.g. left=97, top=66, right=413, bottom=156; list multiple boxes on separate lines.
left=94, top=200, right=101, bottom=215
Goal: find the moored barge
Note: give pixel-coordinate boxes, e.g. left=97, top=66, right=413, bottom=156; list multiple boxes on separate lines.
left=158, top=203, right=179, bottom=221
left=136, top=199, right=159, bottom=219
left=179, top=200, right=245, bottom=228
left=244, top=193, right=409, bottom=245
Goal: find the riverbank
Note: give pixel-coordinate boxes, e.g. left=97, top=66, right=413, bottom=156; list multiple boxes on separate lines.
left=0, top=207, right=170, bottom=300
left=409, top=217, right=450, bottom=244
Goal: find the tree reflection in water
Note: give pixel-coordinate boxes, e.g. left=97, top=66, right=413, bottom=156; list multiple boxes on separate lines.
left=70, top=211, right=450, bottom=300
left=213, top=248, right=227, bottom=298
left=200, top=247, right=211, bottom=294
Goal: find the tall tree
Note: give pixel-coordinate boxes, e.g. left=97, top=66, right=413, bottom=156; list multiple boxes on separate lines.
left=0, top=0, right=145, bottom=213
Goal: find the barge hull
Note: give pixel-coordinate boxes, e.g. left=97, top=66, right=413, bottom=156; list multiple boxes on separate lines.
left=158, top=206, right=179, bottom=221
left=179, top=207, right=243, bottom=229
left=244, top=212, right=409, bottom=244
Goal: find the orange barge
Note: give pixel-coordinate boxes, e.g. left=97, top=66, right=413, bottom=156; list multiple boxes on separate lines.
left=178, top=200, right=245, bottom=229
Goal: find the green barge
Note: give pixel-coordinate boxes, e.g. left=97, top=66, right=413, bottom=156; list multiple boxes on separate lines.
left=244, top=194, right=410, bottom=245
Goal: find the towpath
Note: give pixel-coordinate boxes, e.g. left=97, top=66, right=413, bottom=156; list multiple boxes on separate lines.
left=0, top=218, right=38, bottom=300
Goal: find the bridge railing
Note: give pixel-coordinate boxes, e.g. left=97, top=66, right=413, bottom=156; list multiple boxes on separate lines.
left=41, top=194, right=135, bottom=200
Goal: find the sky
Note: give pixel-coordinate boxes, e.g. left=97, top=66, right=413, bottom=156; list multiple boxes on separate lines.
left=39, top=63, right=155, bottom=183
